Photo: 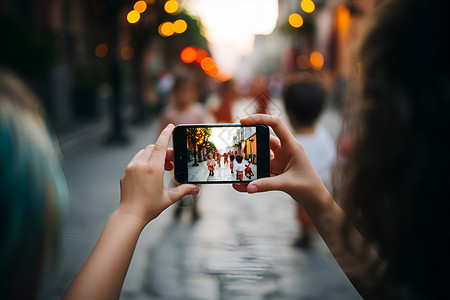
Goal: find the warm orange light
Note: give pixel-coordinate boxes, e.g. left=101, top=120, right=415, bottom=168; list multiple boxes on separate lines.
left=181, top=47, right=197, bottom=63
left=217, top=72, right=232, bottom=82
left=159, top=22, right=175, bottom=37
left=296, top=54, right=310, bottom=69
left=288, top=13, right=303, bottom=28
left=121, top=46, right=134, bottom=60
left=301, top=0, right=315, bottom=13
left=95, top=43, right=108, bottom=58
left=336, top=5, right=351, bottom=35
left=195, top=49, right=209, bottom=63
left=205, top=66, right=218, bottom=77
left=310, top=51, right=324, bottom=71
left=134, top=1, right=147, bottom=13
left=164, top=0, right=178, bottom=14
left=127, top=10, right=140, bottom=23
left=201, top=57, right=215, bottom=72
left=174, top=19, right=187, bottom=34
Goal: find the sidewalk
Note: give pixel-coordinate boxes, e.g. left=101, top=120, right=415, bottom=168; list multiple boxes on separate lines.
left=39, top=101, right=361, bottom=300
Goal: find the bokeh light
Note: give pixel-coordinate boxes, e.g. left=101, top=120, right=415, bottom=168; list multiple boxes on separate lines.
left=296, top=54, right=310, bottom=69
left=95, top=43, right=108, bottom=58
left=164, top=0, right=178, bottom=14
left=174, top=19, right=187, bottom=34
left=181, top=47, right=197, bottom=63
left=289, top=13, right=303, bottom=28
left=195, top=49, right=209, bottom=63
left=206, top=66, right=219, bottom=77
left=217, top=72, right=232, bottom=82
left=201, top=57, right=215, bottom=72
left=133, top=1, right=147, bottom=13
left=336, top=5, right=351, bottom=35
left=159, top=22, right=175, bottom=37
left=127, top=10, right=140, bottom=24
left=121, top=46, right=134, bottom=60
left=310, top=51, right=324, bottom=70
left=301, top=0, right=315, bottom=13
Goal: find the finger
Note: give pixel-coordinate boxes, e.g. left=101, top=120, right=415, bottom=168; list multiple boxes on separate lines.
left=165, top=160, right=174, bottom=171
left=150, top=124, right=175, bottom=163
left=240, top=114, right=293, bottom=144
left=232, top=183, right=249, bottom=193
left=140, top=145, right=154, bottom=162
left=167, top=184, right=199, bottom=203
left=166, top=148, right=174, bottom=162
left=246, top=177, right=281, bottom=193
left=269, top=135, right=281, bottom=152
left=128, top=149, right=144, bottom=167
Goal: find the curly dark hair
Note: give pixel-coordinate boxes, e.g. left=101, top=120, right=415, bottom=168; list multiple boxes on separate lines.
left=338, top=0, right=450, bottom=298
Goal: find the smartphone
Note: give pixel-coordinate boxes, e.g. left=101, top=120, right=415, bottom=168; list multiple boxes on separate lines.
left=173, top=124, right=270, bottom=184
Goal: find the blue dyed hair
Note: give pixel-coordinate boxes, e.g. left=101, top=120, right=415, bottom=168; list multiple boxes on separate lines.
left=0, top=69, right=68, bottom=298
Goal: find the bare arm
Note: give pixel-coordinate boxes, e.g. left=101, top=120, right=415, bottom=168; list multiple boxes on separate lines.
left=233, top=114, right=385, bottom=297
left=63, top=124, right=198, bottom=300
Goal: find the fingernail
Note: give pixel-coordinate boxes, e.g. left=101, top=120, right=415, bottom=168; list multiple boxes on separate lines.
left=167, top=123, right=174, bottom=128
left=248, top=185, right=257, bottom=193
left=190, top=188, right=199, bottom=195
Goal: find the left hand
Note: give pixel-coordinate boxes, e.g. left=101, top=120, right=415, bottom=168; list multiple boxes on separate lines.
left=118, top=124, right=198, bottom=225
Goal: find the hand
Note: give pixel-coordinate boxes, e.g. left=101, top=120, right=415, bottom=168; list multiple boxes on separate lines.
left=118, top=124, right=198, bottom=225
left=232, top=115, right=329, bottom=209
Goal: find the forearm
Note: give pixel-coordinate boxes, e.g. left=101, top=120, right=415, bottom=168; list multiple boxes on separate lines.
left=63, top=211, right=145, bottom=300
left=300, top=191, right=386, bottom=297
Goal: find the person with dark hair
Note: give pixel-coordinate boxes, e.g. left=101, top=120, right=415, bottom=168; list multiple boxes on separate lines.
left=229, top=153, right=235, bottom=174
left=234, top=154, right=245, bottom=181
left=283, top=79, right=336, bottom=248
left=233, top=0, right=450, bottom=298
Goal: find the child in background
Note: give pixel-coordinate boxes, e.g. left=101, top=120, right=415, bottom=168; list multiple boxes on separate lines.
left=234, top=154, right=245, bottom=181
left=159, top=75, right=206, bottom=132
left=216, top=152, right=221, bottom=168
left=223, top=152, right=228, bottom=165
left=229, top=154, right=235, bottom=173
left=160, top=75, right=205, bottom=221
left=207, top=153, right=216, bottom=176
left=283, top=78, right=336, bottom=248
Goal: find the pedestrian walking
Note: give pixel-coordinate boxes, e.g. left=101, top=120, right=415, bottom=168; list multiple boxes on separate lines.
left=207, top=153, right=216, bottom=176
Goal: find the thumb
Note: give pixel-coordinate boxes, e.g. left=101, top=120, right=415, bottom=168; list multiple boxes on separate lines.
left=247, top=177, right=280, bottom=193
left=167, top=184, right=199, bottom=203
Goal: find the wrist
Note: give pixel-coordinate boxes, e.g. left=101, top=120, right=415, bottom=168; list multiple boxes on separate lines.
left=111, top=209, right=148, bottom=232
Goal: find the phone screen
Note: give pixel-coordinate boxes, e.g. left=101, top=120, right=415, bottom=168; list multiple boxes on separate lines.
left=174, top=125, right=269, bottom=184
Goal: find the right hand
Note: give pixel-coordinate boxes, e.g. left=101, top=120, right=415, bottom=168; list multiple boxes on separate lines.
left=232, top=115, right=330, bottom=209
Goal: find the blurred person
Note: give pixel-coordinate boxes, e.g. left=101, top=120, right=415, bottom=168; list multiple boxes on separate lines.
left=212, top=79, right=238, bottom=123
left=282, top=77, right=336, bottom=248
left=160, top=75, right=205, bottom=220
left=223, top=152, right=228, bottom=165
left=159, top=75, right=206, bottom=132
left=232, top=0, right=450, bottom=298
left=215, top=151, right=221, bottom=167
left=0, top=69, right=68, bottom=299
left=249, top=74, right=270, bottom=114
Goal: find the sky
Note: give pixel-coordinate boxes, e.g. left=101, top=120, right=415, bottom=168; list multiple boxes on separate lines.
left=209, top=127, right=239, bottom=152
left=184, top=0, right=279, bottom=76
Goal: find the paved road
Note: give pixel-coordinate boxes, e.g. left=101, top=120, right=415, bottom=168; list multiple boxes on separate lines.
left=39, top=100, right=361, bottom=300
left=188, top=160, right=257, bottom=182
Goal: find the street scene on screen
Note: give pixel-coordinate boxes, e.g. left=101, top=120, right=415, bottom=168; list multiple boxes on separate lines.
left=186, top=127, right=257, bottom=182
